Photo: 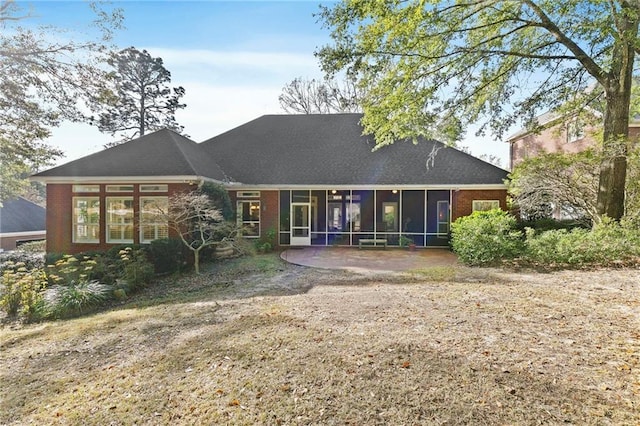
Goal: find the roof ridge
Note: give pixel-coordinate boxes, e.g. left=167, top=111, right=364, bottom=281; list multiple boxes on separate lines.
left=166, top=130, right=202, bottom=175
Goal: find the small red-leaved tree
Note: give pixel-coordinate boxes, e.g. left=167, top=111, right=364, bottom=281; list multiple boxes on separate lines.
left=153, top=189, right=229, bottom=274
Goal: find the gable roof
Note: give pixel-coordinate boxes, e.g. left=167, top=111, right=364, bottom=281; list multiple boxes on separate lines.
left=33, top=115, right=508, bottom=187
left=33, top=129, right=226, bottom=181
left=0, top=197, right=46, bottom=234
left=201, top=114, right=508, bottom=186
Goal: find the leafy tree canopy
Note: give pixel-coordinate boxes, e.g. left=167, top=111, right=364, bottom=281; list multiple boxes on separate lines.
left=317, top=0, right=640, bottom=220
left=89, top=47, right=186, bottom=145
left=0, top=0, right=123, bottom=202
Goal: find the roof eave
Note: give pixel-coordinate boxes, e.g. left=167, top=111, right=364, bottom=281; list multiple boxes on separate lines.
left=29, top=175, right=224, bottom=185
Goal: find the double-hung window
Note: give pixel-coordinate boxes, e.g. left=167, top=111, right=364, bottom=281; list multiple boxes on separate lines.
left=140, top=197, right=169, bottom=243
left=73, top=197, right=100, bottom=243
left=106, top=197, right=134, bottom=243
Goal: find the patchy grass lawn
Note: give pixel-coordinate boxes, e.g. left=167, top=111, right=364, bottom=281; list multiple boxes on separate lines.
left=1, top=255, right=639, bottom=425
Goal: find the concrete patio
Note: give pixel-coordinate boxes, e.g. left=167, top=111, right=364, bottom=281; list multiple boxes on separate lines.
left=281, top=247, right=458, bottom=273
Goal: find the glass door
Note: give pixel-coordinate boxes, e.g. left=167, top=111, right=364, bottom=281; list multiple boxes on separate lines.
left=290, top=203, right=311, bottom=245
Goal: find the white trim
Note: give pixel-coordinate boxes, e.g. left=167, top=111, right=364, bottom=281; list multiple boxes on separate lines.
left=0, top=231, right=46, bottom=238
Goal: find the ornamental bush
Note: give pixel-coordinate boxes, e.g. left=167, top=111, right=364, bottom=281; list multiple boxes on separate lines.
left=451, top=209, right=524, bottom=266
left=524, top=219, right=640, bottom=266
left=0, top=264, right=48, bottom=322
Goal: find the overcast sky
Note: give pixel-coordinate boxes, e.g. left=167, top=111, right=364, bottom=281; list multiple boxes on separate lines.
left=25, top=0, right=509, bottom=167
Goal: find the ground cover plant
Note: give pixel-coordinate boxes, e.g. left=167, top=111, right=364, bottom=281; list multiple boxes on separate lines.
left=1, top=254, right=638, bottom=425
left=1, top=246, right=157, bottom=322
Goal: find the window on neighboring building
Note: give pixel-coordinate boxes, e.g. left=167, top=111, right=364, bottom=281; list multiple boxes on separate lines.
left=472, top=200, right=501, bottom=212
left=73, top=197, right=100, bottom=243
left=106, top=197, right=134, bottom=243
left=237, top=200, right=260, bottom=237
left=567, top=120, right=585, bottom=143
left=140, top=197, right=169, bottom=243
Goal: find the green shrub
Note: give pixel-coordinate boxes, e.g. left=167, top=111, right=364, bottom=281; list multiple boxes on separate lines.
left=16, top=240, right=46, bottom=253
left=1, top=252, right=45, bottom=273
left=46, top=255, right=98, bottom=286
left=451, top=209, right=524, bottom=266
left=118, top=247, right=154, bottom=291
left=524, top=219, right=640, bottom=266
left=517, top=218, right=590, bottom=233
left=46, top=281, right=112, bottom=319
left=148, top=238, right=186, bottom=274
left=0, top=265, right=47, bottom=322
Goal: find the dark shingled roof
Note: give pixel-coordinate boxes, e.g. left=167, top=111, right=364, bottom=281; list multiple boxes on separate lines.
left=34, top=129, right=226, bottom=180
left=201, top=114, right=508, bottom=185
left=34, top=115, right=508, bottom=186
left=0, top=197, right=46, bottom=233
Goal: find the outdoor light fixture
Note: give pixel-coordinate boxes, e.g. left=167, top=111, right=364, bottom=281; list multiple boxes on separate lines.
left=331, top=190, right=337, bottom=194
left=392, top=189, right=398, bottom=194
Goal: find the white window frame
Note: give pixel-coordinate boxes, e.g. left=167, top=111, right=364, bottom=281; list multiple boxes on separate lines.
left=237, top=200, right=260, bottom=238
left=73, top=197, right=100, bottom=243
left=567, top=120, right=585, bottom=143
left=140, top=184, right=168, bottom=193
left=73, top=184, right=99, bottom=193
left=472, top=200, right=501, bottom=212
left=437, top=200, right=450, bottom=236
left=106, top=185, right=134, bottom=193
left=139, top=197, right=169, bottom=244
left=106, top=197, right=134, bottom=244
left=237, top=191, right=260, bottom=198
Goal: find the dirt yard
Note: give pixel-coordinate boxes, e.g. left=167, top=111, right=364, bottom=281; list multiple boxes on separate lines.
left=1, top=258, right=639, bottom=425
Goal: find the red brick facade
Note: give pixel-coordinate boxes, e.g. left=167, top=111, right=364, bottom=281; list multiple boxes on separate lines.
left=509, top=123, right=640, bottom=170
left=452, top=189, right=509, bottom=221
left=46, top=185, right=507, bottom=253
left=46, top=183, right=193, bottom=254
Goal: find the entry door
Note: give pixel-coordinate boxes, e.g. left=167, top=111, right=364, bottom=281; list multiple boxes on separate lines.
left=290, top=203, right=311, bottom=246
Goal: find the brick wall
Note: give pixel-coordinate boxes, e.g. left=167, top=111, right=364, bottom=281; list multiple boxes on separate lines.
left=261, top=190, right=279, bottom=246
left=510, top=123, right=640, bottom=170
left=452, top=189, right=509, bottom=221
left=46, top=183, right=193, bottom=254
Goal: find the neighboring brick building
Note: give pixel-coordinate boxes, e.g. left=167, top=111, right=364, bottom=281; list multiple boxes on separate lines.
left=33, top=114, right=509, bottom=253
left=506, top=111, right=640, bottom=170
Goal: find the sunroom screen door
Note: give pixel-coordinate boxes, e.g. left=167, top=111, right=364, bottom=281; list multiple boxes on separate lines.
left=290, top=203, right=311, bottom=246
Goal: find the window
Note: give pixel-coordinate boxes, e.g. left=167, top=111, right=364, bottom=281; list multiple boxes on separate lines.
left=73, top=184, right=99, bottom=193
left=140, top=184, right=168, bottom=193
left=140, top=197, right=169, bottom=243
left=237, top=200, right=260, bottom=237
left=73, top=198, right=100, bottom=243
left=567, top=120, right=585, bottom=143
left=106, top=197, right=134, bottom=243
left=237, top=191, right=260, bottom=198
left=382, top=202, right=398, bottom=231
left=106, top=185, right=134, bottom=192
left=472, top=200, right=501, bottom=212
left=437, top=200, right=450, bottom=235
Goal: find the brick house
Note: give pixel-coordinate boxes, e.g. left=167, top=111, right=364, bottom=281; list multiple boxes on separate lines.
left=32, top=114, right=508, bottom=254
left=507, top=111, right=640, bottom=170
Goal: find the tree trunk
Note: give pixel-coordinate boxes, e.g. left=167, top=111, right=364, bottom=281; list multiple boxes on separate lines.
left=596, top=6, right=637, bottom=221
left=139, top=94, right=145, bottom=137
left=597, top=90, right=630, bottom=221
left=193, top=247, right=200, bottom=274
